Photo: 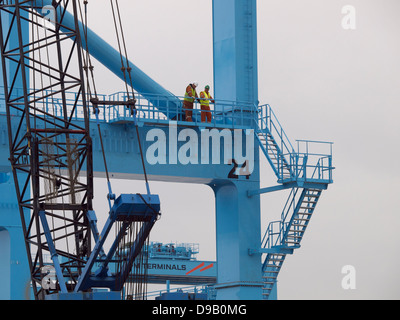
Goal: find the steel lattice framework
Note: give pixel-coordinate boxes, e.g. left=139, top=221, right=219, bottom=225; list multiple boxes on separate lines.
left=0, top=0, right=93, bottom=299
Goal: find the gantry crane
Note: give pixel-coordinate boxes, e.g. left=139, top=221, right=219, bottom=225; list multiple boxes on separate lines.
left=0, top=0, right=334, bottom=300
left=0, top=0, right=159, bottom=300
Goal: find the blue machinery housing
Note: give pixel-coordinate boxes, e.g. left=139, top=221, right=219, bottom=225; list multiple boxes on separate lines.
left=0, top=0, right=333, bottom=300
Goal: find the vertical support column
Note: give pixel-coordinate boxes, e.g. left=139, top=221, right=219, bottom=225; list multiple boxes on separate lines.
left=213, top=0, right=258, bottom=106
left=212, top=0, right=262, bottom=300
left=213, top=180, right=262, bottom=300
left=0, top=4, right=31, bottom=300
left=0, top=173, right=31, bottom=300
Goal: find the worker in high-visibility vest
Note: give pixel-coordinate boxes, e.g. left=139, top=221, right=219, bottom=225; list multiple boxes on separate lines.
left=183, top=82, right=199, bottom=122
left=200, top=85, right=215, bottom=123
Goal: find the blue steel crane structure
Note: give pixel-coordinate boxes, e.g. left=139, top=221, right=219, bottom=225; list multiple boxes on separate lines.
left=0, top=0, right=160, bottom=300
left=0, top=0, right=334, bottom=300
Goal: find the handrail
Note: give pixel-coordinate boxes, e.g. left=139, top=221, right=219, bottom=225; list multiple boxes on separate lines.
left=0, top=87, right=259, bottom=129
left=255, top=103, right=334, bottom=183
left=257, top=104, right=295, bottom=154
left=146, top=284, right=215, bottom=299
left=262, top=187, right=300, bottom=250
left=1, top=87, right=334, bottom=183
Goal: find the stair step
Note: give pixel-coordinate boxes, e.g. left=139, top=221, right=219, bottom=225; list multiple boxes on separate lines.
left=288, top=228, right=305, bottom=232
left=289, top=228, right=306, bottom=232
left=286, top=235, right=302, bottom=239
left=292, top=223, right=309, bottom=228
left=288, top=231, right=305, bottom=235
left=264, top=267, right=281, bottom=270
left=266, top=258, right=285, bottom=262
left=292, top=220, right=308, bottom=225
left=287, top=234, right=304, bottom=238
left=264, top=266, right=282, bottom=271
left=265, top=262, right=283, bottom=266
left=300, top=206, right=315, bottom=210
left=263, top=273, right=278, bottom=276
left=285, top=241, right=300, bottom=244
left=288, top=232, right=305, bottom=237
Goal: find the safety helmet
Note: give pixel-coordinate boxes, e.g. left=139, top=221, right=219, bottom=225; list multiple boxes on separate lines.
left=205, top=85, right=210, bottom=90
left=192, top=82, right=198, bottom=87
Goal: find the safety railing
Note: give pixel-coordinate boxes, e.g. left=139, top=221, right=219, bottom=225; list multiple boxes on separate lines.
left=255, top=104, right=334, bottom=184
left=262, top=188, right=299, bottom=250
left=147, top=242, right=199, bottom=260
left=257, top=104, right=296, bottom=156
left=107, top=91, right=257, bottom=128
left=146, top=284, right=216, bottom=300
left=281, top=140, right=334, bottom=183
left=0, top=87, right=258, bottom=130
left=1, top=87, right=334, bottom=184
left=262, top=221, right=285, bottom=250
left=0, top=87, right=109, bottom=122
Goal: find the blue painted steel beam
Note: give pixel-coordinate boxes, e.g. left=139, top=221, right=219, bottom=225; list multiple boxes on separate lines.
left=213, top=0, right=258, bottom=107
left=247, top=181, right=328, bottom=197
left=0, top=116, right=259, bottom=183
left=38, top=211, right=68, bottom=293
left=0, top=173, right=30, bottom=300
left=0, top=6, right=30, bottom=300
left=213, top=181, right=262, bottom=299
left=212, top=0, right=262, bottom=300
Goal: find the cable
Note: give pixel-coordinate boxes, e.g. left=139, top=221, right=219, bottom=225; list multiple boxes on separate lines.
left=109, top=0, right=135, bottom=101
left=78, top=0, right=115, bottom=209
left=134, top=113, right=151, bottom=195
left=79, top=2, right=155, bottom=299
left=109, top=0, right=151, bottom=195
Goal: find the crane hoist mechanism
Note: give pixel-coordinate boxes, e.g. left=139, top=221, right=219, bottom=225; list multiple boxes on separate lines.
left=0, top=0, right=160, bottom=300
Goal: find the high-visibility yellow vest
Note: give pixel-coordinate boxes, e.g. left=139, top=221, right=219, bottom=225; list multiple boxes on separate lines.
left=184, top=86, right=196, bottom=102
left=200, top=91, right=211, bottom=106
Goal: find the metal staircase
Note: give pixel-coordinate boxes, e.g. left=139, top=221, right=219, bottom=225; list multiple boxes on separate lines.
left=261, top=188, right=322, bottom=299
left=256, top=131, right=292, bottom=181
left=255, top=104, right=295, bottom=182
left=255, top=104, right=333, bottom=185
left=283, top=188, right=321, bottom=248
left=262, top=252, right=287, bottom=299
left=254, top=103, right=333, bottom=300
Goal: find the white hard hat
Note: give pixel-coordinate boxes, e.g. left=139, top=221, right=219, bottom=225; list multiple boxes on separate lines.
left=193, top=82, right=198, bottom=87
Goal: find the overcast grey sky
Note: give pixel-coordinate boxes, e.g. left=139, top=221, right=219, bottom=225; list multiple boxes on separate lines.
left=85, top=0, right=400, bottom=300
